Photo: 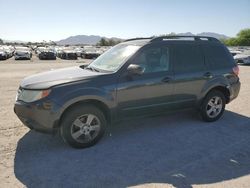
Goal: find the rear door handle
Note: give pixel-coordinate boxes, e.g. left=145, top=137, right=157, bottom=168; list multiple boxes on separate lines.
left=203, top=72, right=213, bottom=78
left=162, top=77, right=172, bottom=83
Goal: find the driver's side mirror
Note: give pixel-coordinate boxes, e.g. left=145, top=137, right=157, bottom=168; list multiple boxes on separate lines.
left=127, top=64, right=144, bottom=75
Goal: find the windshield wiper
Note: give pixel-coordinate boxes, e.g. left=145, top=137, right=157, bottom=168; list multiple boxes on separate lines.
left=85, top=66, right=100, bottom=72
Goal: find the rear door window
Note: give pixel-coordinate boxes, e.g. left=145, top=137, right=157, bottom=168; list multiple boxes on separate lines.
left=173, top=44, right=205, bottom=73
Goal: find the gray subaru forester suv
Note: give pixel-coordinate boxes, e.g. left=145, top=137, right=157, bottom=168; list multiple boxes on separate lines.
left=14, top=36, right=240, bottom=148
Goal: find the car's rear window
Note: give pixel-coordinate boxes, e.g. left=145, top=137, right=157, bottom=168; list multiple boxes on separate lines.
left=203, top=44, right=234, bottom=69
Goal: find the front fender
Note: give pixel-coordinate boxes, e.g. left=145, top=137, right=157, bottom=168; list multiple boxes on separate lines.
left=49, top=86, right=116, bottom=119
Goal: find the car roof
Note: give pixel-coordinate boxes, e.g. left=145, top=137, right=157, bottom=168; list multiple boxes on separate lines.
left=121, top=36, right=221, bottom=46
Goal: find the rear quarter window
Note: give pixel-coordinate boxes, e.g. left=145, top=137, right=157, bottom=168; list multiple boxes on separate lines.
left=203, top=44, right=234, bottom=69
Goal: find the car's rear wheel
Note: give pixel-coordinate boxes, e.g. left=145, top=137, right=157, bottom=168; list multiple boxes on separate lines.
left=200, top=90, right=226, bottom=122
left=60, top=105, right=106, bottom=148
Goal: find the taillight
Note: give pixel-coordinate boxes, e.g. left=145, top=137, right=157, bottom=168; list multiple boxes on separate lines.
left=233, top=66, right=239, bottom=76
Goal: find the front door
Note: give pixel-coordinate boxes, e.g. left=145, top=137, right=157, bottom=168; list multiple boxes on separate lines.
left=116, top=44, right=174, bottom=118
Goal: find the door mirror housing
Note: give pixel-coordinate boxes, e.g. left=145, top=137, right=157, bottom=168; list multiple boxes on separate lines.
left=127, top=64, right=144, bottom=75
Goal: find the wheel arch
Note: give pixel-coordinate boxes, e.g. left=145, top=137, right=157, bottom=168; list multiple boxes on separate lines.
left=56, top=99, right=112, bottom=129
left=199, top=85, right=230, bottom=107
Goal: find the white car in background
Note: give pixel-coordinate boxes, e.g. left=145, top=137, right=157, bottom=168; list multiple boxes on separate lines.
left=0, top=46, right=14, bottom=59
left=234, top=50, right=250, bottom=65
left=229, top=50, right=242, bottom=57
left=0, top=47, right=8, bottom=60
left=14, top=47, right=32, bottom=60
left=74, top=47, right=84, bottom=57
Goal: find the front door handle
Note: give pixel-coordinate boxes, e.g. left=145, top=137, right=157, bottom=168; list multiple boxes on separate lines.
left=162, top=77, right=172, bottom=83
left=203, top=72, right=213, bottom=79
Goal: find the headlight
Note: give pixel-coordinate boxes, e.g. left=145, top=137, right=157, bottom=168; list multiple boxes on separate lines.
left=16, top=89, right=51, bottom=102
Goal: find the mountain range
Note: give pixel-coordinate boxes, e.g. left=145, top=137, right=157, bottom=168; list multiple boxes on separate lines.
left=2, top=32, right=230, bottom=45
left=56, top=32, right=230, bottom=45
left=56, top=35, right=122, bottom=45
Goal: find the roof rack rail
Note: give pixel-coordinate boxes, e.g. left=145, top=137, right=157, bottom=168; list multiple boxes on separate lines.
left=124, top=37, right=153, bottom=42
left=150, top=35, right=220, bottom=42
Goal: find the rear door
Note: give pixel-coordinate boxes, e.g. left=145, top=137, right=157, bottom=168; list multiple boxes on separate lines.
left=172, top=42, right=208, bottom=107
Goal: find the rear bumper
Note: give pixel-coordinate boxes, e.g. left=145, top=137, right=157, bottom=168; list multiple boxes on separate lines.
left=14, top=100, right=60, bottom=134
left=228, top=81, right=241, bottom=102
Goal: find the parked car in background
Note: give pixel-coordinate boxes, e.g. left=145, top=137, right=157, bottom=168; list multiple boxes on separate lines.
left=229, top=50, right=242, bottom=57
left=234, top=50, right=250, bottom=65
left=0, top=46, right=14, bottom=60
left=82, top=48, right=102, bottom=59
left=75, top=47, right=84, bottom=57
left=38, top=49, right=56, bottom=60
left=4, top=46, right=14, bottom=58
left=0, top=47, right=8, bottom=60
left=14, top=36, right=240, bottom=148
left=35, top=47, right=46, bottom=55
left=60, top=50, right=78, bottom=60
left=55, top=48, right=63, bottom=59
left=14, top=47, right=32, bottom=60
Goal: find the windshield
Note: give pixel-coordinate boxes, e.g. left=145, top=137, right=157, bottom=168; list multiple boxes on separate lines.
left=88, top=44, right=141, bottom=72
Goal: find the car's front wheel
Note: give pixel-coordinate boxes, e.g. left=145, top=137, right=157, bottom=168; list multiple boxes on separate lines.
left=200, top=90, right=226, bottom=122
left=60, top=105, right=106, bottom=148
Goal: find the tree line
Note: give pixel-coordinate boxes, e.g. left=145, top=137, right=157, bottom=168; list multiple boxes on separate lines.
left=221, top=28, right=250, bottom=46
left=97, top=38, right=123, bottom=46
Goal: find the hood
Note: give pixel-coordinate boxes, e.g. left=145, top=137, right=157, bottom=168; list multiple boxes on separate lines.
left=20, top=66, right=105, bottom=89
left=234, top=54, right=250, bottom=59
left=16, top=50, right=30, bottom=54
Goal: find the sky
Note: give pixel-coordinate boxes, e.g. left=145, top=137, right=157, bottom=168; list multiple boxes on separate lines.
left=0, top=0, right=250, bottom=42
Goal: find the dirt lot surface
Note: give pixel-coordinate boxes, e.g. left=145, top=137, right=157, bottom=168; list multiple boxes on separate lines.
left=0, top=57, right=249, bottom=188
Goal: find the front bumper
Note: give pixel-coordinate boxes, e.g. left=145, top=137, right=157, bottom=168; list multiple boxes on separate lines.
left=39, top=55, right=56, bottom=60
left=15, top=54, right=30, bottom=59
left=14, top=100, right=60, bottom=134
left=0, top=54, right=7, bottom=60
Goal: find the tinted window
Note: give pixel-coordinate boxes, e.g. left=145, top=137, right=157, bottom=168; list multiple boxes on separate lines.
left=174, top=44, right=204, bottom=73
left=133, top=46, right=170, bottom=73
left=203, top=44, right=233, bottom=69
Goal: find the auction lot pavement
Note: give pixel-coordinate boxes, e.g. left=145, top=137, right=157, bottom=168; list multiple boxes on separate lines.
left=0, top=58, right=249, bottom=188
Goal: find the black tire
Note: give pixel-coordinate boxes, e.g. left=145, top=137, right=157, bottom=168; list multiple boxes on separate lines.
left=237, top=60, right=244, bottom=64
left=60, top=105, right=106, bottom=148
left=200, top=90, right=226, bottom=122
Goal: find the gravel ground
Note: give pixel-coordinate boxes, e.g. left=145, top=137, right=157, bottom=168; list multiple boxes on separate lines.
left=0, top=57, right=249, bottom=188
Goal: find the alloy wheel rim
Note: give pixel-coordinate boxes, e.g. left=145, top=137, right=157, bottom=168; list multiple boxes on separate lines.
left=206, top=96, right=223, bottom=118
left=71, top=114, right=101, bottom=143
